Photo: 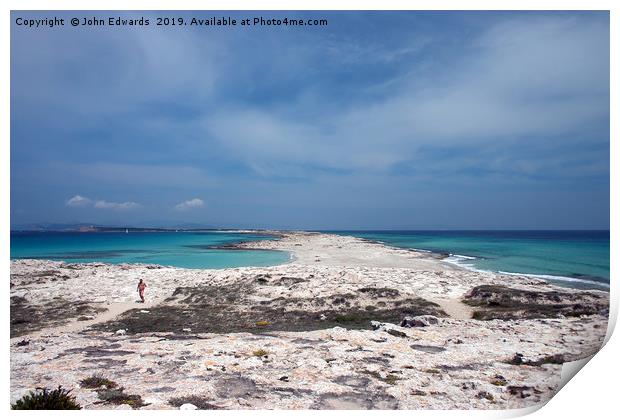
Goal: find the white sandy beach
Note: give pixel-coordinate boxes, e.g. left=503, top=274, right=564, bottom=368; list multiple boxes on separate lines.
left=9, top=232, right=609, bottom=409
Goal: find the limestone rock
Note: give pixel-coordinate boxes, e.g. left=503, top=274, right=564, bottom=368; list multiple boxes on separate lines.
left=401, top=315, right=440, bottom=328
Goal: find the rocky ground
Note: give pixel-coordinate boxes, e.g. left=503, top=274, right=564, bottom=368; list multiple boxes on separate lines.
left=10, top=232, right=609, bottom=410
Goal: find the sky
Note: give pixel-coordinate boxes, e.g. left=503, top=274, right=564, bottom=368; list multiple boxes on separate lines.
left=10, top=11, right=610, bottom=230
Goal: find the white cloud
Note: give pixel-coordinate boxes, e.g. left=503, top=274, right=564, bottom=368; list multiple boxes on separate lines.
left=94, top=200, right=140, bottom=211
left=175, top=198, right=204, bottom=211
left=66, top=195, right=140, bottom=211
left=66, top=195, right=92, bottom=207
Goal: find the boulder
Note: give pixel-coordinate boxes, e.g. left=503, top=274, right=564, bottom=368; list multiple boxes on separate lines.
left=180, top=403, right=198, bottom=410
left=401, top=315, right=439, bottom=328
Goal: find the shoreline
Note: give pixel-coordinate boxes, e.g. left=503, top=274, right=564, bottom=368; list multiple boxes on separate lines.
left=10, top=231, right=610, bottom=410
left=228, top=230, right=610, bottom=291
left=11, top=229, right=609, bottom=290
left=318, top=232, right=610, bottom=291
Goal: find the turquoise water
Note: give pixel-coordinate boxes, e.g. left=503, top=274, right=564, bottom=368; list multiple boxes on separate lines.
left=10, top=230, right=611, bottom=290
left=10, top=231, right=290, bottom=269
left=331, top=231, right=610, bottom=290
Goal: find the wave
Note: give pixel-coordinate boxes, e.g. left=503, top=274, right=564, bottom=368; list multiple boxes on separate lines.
left=497, top=271, right=609, bottom=289
left=346, top=233, right=609, bottom=291
left=443, top=253, right=481, bottom=269
left=449, top=254, right=477, bottom=260
left=442, top=254, right=609, bottom=290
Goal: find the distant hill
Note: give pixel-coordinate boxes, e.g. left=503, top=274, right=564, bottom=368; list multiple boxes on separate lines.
left=11, top=223, right=99, bottom=232
left=11, top=222, right=235, bottom=232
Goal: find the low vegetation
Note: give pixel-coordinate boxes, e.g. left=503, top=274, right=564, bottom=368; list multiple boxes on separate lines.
left=363, top=370, right=401, bottom=385
left=490, top=375, right=508, bottom=386
left=463, top=285, right=606, bottom=320
left=79, top=374, right=118, bottom=389
left=11, top=386, right=81, bottom=410
left=252, top=349, right=268, bottom=357
left=94, top=283, right=446, bottom=335
left=96, top=387, right=144, bottom=408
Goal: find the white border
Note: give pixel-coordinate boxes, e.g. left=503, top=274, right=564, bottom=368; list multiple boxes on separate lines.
left=2, top=1, right=616, bottom=420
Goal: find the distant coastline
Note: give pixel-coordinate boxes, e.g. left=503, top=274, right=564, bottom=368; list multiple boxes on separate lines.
left=10, top=224, right=279, bottom=233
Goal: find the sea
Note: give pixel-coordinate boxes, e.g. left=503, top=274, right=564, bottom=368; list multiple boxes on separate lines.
left=10, top=231, right=290, bottom=269
left=330, top=230, right=610, bottom=291
left=10, top=230, right=610, bottom=290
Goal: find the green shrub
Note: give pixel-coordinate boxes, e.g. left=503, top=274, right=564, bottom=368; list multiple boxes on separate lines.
left=490, top=375, right=508, bottom=386
left=11, top=386, right=81, bottom=410
left=96, top=387, right=144, bottom=408
left=382, top=374, right=401, bottom=385
left=252, top=349, right=268, bottom=357
left=80, top=374, right=118, bottom=389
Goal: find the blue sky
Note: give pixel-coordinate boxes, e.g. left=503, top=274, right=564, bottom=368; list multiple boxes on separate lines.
left=11, top=11, right=609, bottom=229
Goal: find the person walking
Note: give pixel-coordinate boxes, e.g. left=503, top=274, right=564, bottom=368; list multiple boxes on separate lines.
left=137, top=279, right=147, bottom=303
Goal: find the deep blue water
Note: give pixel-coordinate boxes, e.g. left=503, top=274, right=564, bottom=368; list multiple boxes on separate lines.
left=10, top=231, right=290, bottom=269
left=329, top=230, right=610, bottom=290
